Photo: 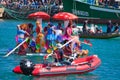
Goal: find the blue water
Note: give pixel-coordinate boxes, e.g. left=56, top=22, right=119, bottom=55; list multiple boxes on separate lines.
left=0, top=19, right=120, bottom=80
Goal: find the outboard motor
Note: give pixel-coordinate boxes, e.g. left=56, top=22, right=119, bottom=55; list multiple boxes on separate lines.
left=20, top=59, right=35, bottom=75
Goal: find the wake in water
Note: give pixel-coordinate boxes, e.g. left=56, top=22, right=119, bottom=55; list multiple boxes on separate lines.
left=0, top=48, right=9, bottom=55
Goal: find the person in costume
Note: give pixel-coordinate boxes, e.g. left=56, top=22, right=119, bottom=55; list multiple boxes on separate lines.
left=63, top=20, right=73, bottom=40
left=35, top=21, right=45, bottom=53
left=16, top=24, right=30, bottom=55
left=36, top=21, right=43, bottom=35
left=44, top=22, right=57, bottom=49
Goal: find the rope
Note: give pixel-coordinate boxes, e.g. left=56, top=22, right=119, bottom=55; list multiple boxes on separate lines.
left=4, top=8, right=27, bottom=20
left=114, top=7, right=120, bottom=19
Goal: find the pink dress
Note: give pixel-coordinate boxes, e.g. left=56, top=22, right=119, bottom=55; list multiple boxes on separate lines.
left=63, top=27, right=72, bottom=40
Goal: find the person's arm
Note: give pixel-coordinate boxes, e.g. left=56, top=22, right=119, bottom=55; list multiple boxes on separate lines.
left=44, top=51, right=53, bottom=60
left=66, top=28, right=71, bottom=36
left=63, top=54, right=69, bottom=58
left=25, top=31, right=30, bottom=36
left=17, top=25, right=21, bottom=30
left=40, top=25, right=43, bottom=32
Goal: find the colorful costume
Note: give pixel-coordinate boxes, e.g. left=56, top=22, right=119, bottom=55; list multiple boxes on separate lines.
left=35, top=33, right=45, bottom=53
left=46, top=27, right=57, bottom=48
left=62, top=27, right=72, bottom=40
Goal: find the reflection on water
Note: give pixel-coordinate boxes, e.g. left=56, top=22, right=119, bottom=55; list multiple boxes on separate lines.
left=18, top=75, right=33, bottom=80
left=32, top=73, right=99, bottom=80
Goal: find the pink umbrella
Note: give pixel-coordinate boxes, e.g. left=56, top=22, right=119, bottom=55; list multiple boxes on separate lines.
left=52, top=12, right=78, bottom=21
left=28, top=11, right=50, bottom=20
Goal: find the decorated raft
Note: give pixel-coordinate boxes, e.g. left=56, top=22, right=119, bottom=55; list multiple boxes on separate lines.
left=13, top=55, right=101, bottom=76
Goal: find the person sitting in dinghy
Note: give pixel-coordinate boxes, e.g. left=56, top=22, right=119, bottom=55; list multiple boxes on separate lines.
left=53, top=43, right=64, bottom=64
left=62, top=40, right=73, bottom=58
left=43, top=43, right=64, bottom=66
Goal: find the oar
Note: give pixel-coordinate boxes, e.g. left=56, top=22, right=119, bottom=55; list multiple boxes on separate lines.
left=44, top=37, right=76, bottom=59
left=3, top=37, right=29, bottom=57
left=81, top=39, right=92, bottom=46
left=58, top=37, right=77, bottom=49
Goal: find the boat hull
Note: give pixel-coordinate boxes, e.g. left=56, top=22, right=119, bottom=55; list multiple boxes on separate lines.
left=79, top=32, right=120, bottom=39
left=13, top=55, right=101, bottom=76
left=62, top=0, right=120, bottom=23
left=2, top=0, right=120, bottom=23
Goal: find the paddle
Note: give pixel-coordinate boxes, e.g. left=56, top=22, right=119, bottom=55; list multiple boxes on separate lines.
left=44, top=37, right=77, bottom=60
left=3, top=37, right=29, bottom=57
left=81, top=39, right=92, bottom=46
left=58, top=37, right=77, bottom=49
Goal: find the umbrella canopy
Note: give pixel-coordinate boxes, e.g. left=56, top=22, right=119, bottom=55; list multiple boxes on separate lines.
left=28, top=11, right=50, bottom=20
left=52, top=12, right=78, bottom=21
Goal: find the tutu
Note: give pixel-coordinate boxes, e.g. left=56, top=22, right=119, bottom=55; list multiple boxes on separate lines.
left=46, top=34, right=57, bottom=41
left=62, top=35, right=71, bottom=40
left=18, top=38, right=24, bottom=43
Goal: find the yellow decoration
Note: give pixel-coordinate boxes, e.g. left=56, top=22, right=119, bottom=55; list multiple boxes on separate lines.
left=47, top=49, right=52, bottom=54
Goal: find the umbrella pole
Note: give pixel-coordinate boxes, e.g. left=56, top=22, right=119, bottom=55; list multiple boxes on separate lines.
left=64, top=20, right=69, bottom=28
left=37, top=18, right=42, bottom=24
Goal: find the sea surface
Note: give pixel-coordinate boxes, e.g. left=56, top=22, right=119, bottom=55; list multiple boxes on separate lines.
left=0, top=19, right=120, bottom=80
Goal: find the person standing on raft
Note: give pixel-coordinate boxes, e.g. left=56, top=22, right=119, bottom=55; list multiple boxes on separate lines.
left=35, top=21, right=45, bottom=53
left=16, top=24, right=30, bottom=55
